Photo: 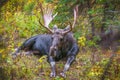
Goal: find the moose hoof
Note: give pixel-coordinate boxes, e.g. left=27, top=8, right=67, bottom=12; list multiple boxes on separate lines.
left=50, top=72, right=56, bottom=77
left=60, top=72, right=66, bottom=78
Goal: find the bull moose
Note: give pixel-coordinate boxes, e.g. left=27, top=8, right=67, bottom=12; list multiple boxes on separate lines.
left=12, top=4, right=79, bottom=78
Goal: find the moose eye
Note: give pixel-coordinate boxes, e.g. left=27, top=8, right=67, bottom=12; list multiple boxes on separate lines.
left=60, top=37, right=63, bottom=41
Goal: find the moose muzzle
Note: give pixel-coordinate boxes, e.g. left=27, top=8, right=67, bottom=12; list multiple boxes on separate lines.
left=49, top=46, right=57, bottom=57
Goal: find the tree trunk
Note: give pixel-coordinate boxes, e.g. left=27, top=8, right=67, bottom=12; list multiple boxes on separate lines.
left=87, top=0, right=95, bottom=37
left=101, top=2, right=109, bottom=33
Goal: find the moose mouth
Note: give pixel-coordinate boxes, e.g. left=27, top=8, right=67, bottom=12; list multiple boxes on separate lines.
left=49, top=47, right=57, bottom=57
left=49, top=50, right=57, bottom=57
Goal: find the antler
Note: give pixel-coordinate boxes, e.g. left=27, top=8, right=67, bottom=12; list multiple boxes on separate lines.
left=39, top=3, right=58, bottom=33
left=63, top=5, right=78, bottom=35
left=72, top=5, right=78, bottom=28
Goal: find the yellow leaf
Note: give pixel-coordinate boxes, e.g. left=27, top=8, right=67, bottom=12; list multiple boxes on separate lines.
left=2, top=54, right=6, bottom=59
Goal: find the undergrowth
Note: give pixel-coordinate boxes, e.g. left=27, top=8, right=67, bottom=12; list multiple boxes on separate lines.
left=0, top=49, right=120, bottom=80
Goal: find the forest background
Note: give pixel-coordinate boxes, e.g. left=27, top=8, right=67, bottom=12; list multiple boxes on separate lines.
left=0, top=0, right=120, bottom=80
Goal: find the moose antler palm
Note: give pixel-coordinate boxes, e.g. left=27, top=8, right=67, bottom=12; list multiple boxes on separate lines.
left=39, top=3, right=57, bottom=33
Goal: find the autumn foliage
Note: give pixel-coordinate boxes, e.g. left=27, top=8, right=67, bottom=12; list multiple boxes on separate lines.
left=0, top=0, right=120, bottom=80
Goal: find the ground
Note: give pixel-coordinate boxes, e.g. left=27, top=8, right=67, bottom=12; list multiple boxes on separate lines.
left=0, top=48, right=120, bottom=80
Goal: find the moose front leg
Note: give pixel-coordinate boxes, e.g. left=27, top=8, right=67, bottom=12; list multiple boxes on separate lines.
left=60, top=55, right=75, bottom=78
left=48, top=56, right=56, bottom=77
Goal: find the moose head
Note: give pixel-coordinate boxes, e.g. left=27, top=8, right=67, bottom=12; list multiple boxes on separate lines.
left=39, top=4, right=78, bottom=57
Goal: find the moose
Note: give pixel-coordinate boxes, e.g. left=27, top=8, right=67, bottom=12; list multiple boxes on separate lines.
left=12, top=4, right=79, bottom=78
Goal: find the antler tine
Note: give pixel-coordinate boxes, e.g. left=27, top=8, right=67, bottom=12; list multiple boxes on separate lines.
left=53, top=12, right=58, bottom=18
left=72, top=5, right=78, bottom=28
left=39, top=3, right=57, bottom=33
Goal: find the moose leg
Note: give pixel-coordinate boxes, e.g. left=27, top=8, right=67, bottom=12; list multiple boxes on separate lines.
left=60, top=55, right=75, bottom=77
left=48, top=56, right=56, bottom=77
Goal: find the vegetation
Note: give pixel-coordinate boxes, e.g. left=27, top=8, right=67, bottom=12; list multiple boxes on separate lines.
left=0, top=0, right=120, bottom=80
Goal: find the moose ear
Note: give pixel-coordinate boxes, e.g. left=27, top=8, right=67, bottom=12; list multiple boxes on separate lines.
left=64, top=25, right=70, bottom=31
left=53, top=25, right=58, bottom=31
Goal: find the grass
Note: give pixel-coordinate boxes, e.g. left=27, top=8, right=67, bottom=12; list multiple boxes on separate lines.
left=0, top=48, right=120, bottom=80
